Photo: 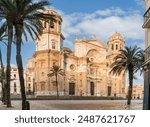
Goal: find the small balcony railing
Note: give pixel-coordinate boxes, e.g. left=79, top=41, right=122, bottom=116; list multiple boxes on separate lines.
left=145, top=46, right=150, bottom=61
left=143, top=7, right=150, bottom=28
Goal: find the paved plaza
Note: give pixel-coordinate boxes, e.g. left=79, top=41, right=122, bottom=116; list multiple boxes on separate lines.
left=0, top=99, right=143, bottom=110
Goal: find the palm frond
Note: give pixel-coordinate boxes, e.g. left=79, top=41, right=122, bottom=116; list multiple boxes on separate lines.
left=110, top=45, right=143, bottom=76
left=47, top=72, right=55, bottom=77
left=24, top=1, right=50, bottom=16
left=48, top=65, right=65, bottom=77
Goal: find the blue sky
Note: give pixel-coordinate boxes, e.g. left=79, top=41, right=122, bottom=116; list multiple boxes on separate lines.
left=51, top=0, right=143, bottom=13
left=0, top=0, right=144, bottom=84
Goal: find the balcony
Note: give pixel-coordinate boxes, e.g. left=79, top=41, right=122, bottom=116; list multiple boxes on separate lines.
left=143, top=7, right=150, bottom=28
left=143, top=46, right=150, bottom=68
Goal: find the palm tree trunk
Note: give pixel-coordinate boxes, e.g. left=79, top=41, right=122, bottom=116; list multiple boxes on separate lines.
left=3, top=83, right=7, bottom=104
left=127, top=66, right=133, bottom=105
left=0, top=79, right=4, bottom=102
left=6, top=23, right=13, bottom=107
left=0, top=48, right=6, bottom=103
left=56, top=73, right=59, bottom=97
left=15, top=24, right=28, bottom=110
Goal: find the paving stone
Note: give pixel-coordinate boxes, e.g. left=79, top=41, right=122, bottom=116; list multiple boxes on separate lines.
left=0, top=100, right=143, bottom=110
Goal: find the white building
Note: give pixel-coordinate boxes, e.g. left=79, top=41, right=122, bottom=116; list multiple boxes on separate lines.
left=0, top=66, right=29, bottom=96
left=143, top=0, right=150, bottom=109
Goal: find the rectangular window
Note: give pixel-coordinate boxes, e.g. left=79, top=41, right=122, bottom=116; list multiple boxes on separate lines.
left=14, top=74, right=16, bottom=78
left=112, top=44, right=114, bottom=50
left=116, top=45, right=118, bottom=50
left=14, top=82, right=17, bottom=92
left=44, top=21, right=47, bottom=28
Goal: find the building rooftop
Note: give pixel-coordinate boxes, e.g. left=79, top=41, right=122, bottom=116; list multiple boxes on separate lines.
left=108, top=32, right=125, bottom=42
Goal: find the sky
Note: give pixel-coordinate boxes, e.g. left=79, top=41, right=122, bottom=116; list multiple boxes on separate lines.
left=0, top=0, right=144, bottom=84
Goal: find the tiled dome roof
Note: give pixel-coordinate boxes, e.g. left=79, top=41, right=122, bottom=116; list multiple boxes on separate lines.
left=108, top=32, right=124, bottom=42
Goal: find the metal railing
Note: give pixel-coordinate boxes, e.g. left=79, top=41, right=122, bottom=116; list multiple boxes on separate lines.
left=144, top=7, right=150, bottom=23
left=144, top=46, right=150, bottom=62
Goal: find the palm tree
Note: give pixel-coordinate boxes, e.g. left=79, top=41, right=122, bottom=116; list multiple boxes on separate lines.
left=110, top=46, right=144, bottom=105
left=1, top=0, right=55, bottom=109
left=0, top=48, right=6, bottom=103
left=136, top=50, right=145, bottom=74
left=12, top=0, right=55, bottom=109
left=0, top=0, right=14, bottom=107
left=48, top=65, right=65, bottom=97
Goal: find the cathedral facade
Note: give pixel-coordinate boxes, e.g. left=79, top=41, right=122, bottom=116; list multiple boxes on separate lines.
left=26, top=9, right=126, bottom=97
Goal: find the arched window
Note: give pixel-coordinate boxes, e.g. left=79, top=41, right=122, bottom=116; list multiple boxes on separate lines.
left=44, top=21, right=47, bottom=28
left=52, top=41, right=56, bottom=49
left=50, top=21, right=54, bottom=29
left=14, top=74, right=16, bottom=78
left=14, top=82, right=17, bottom=92
left=28, top=84, right=31, bottom=90
left=116, top=45, right=118, bottom=50
left=112, top=44, right=114, bottom=50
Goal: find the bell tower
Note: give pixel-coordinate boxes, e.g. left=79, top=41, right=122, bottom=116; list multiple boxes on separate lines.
left=108, top=32, right=125, bottom=55
left=30, top=9, right=65, bottom=96
left=36, top=9, right=65, bottom=51
left=107, top=32, right=126, bottom=97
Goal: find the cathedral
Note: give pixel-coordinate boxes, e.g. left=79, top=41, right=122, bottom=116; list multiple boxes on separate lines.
left=26, top=9, right=126, bottom=97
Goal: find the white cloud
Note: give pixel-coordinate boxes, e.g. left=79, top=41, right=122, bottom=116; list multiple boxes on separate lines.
left=56, top=7, right=144, bottom=49
left=94, top=7, right=125, bottom=17
left=11, top=64, right=17, bottom=68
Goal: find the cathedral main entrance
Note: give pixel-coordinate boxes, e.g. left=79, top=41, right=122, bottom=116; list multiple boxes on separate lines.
left=90, top=82, right=94, bottom=95
left=69, top=83, right=75, bottom=95
left=108, top=86, right=111, bottom=96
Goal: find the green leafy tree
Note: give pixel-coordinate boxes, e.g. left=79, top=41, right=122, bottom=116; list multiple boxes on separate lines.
left=48, top=65, right=65, bottom=97
left=110, top=46, right=144, bottom=105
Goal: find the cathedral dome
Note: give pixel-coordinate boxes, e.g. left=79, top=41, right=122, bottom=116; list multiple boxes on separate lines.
left=108, top=32, right=124, bottom=42
left=43, top=9, right=59, bottom=16
left=43, top=9, right=62, bottom=22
